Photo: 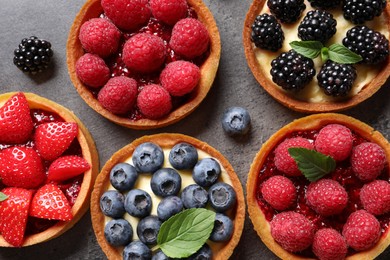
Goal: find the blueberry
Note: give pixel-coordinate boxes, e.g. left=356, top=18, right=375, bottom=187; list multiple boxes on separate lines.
left=110, top=163, right=138, bottom=191
left=132, top=142, right=164, bottom=173
left=221, top=106, right=251, bottom=136
left=210, top=213, right=234, bottom=242
left=169, top=142, right=198, bottom=170
left=137, top=215, right=162, bottom=245
left=208, top=182, right=236, bottom=212
left=125, top=189, right=152, bottom=218
left=151, top=168, right=181, bottom=197
left=181, top=184, right=208, bottom=209
left=104, top=218, right=133, bottom=247
left=188, top=244, right=212, bottom=259
left=192, top=158, right=221, bottom=187
left=100, top=190, right=125, bottom=218
left=157, top=196, right=183, bottom=221
left=152, top=249, right=171, bottom=260
left=123, top=241, right=152, bottom=260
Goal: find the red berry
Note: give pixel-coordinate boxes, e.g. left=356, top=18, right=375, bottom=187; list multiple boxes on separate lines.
left=79, top=18, right=121, bottom=58
left=170, top=18, right=210, bottom=59
left=48, top=156, right=91, bottom=182
left=351, top=142, right=386, bottom=181
left=76, top=53, right=110, bottom=88
left=342, top=210, right=381, bottom=251
left=137, top=84, right=172, bottom=119
left=312, top=228, right=347, bottom=260
left=274, top=137, right=314, bottom=176
left=160, top=61, right=200, bottom=96
left=150, top=0, right=188, bottom=25
left=261, top=175, right=296, bottom=211
left=360, top=180, right=390, bottom=215
left=315, top=124, right=353, bottom=161
left=98, top=76, right=138, bottom=115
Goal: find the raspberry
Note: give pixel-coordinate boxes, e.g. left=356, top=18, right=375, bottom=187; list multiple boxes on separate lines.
left=274, top=137, right=314, bottom=176
left=261, top=175, right=297, bottom=211
left=150, top=0, right=188, bottom=25
left=137, top=84, right=172, bottom=119
left=270, top=211, right=314, bottom=252
left=360, top=180, right=390, bottom=216
left=122, top=33, right=166, bottom=74
left=351, top=142, right=386, bottom=181
left=342, top=210, right=381, bottom=251
left=160, top=61, right=200, bottom=96
left=169, top=18, right=210, bottom=59
left=314, top=124, right=353, bottom=161
left=101, top=0, right=151, bottom=31
left=76, top=53, right=110, bottom=88
left=79, top=18, right=121, bottom=58
left=97, top=76, right=138, bottom=115
left=312, top=228, right=347, bottom=260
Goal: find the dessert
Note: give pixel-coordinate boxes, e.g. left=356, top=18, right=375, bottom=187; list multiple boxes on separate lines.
left=0, top=92, right=98, bottom=247
left=247, top=113, right=390, bottom=259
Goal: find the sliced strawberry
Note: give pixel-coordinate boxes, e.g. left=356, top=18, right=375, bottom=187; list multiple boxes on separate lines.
left=0, top=92, right=33, bottom=144
left=48, top=155, right=90, bottom=181
left=30, top=183, right=73, bottom=221
left=34, top=122, right=78, bottom=161
left=0, top=146, right=46, bottom=189
left=0, top=187, right=33, bottom=247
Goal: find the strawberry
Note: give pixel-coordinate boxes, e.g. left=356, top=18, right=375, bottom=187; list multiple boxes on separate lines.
left=0, top=92, right=33, bottom=144
left=0, top=146, right=46, bottom=189
left=34, top=122, right=78, bottom=161
left=0, top=187, right=33, bottom=247
left=48, top=155, right=91, bottom=181
left=30, top=183, right=73, bottom=221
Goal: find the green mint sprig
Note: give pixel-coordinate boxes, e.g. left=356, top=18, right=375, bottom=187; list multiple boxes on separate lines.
left=0, top=192, right=8, bottom=202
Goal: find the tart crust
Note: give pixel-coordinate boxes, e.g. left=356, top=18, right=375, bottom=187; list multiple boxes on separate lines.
left=67, top=0, right=221, bottom=129
left=91, top=133, right=245, bottom=259
left=246, top=113, right=390, bottom=259
left=0, top=92, right=99, bottom=247
left=243, top=0, right=390, bottom=113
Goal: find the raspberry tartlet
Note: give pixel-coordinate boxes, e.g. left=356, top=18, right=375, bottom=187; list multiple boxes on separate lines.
left=0, top=92, right=98, bottom=247
left=91, top=133, right=245, bottom=259
left=67, top=0, right=221, bottom=129
left=247, top=113, right=390, bottom=259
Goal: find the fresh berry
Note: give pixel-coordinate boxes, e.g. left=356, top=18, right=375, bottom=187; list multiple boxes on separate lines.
left=181, top=184, right=208, bottom=209
left=274, top=137, right=314, bottom=176
left=169, top=18, right=210, bottom=59
left=343, top=0, right=387, bottom=24
left=76, top=53, right=110, bottom=88
left=101, top=0, right=151, bottom=31
left=124, top=189, right=152, bottom=218
left=314, top=124, right=353, bottom=161
left=312, top=228, right=347, bottom=260
left=123, top=240, right=152, bottom=259
left=308, top=0, right=341, bottom=9
left=153, top=250, right=170, bottom=260
left=34, top=122, right=78, bottom=161
left=150, top=0, right=188, bottom=25
left=0, top=187, right=33, bottom=247
left=132, top=142, right=164, bottom=173
left=221, top=106, right=251, bottom=136
left=151, top=168, right=182, bottom=197
left=109, top=163, right=138, bottom=192
left=169, top=142, right=198, bottom=170
left=261, top=175, right=296, bottom=211
left=157, top=196, right=183, bottom=221
left=30, top=183, right=73, bottom=221
left=270, top=50, right=316, bottom=91
left=137, top=84, right=172, bottom=119
left=193, top=158, right=221, bottom=187
left=0, top=146, right=45, bottom=189
left=122, top=33, right=166, bottom=73
left=208, top=182, right=237, bottom=212
left=267, top=0, right=306, bottom=23
left=13, top=36, right=53, bottom=74
left=298, top=10, right=337, bottom=43
left=99, top=190, right=126, bottom=218
left=160, top=61, right=200, bottom=97
left=342, top=210, right=381, bottom=251
left=250, top=14, right=284, bottom=52
left=360, top=180, right=390, bottom=215
left=188, top=244, right=212, bottom=259
left=210, top=213, right=234, bottom=242
left=0, top=92, right=33, bottom=144
left=104, top=218, right=133, bottom=246
left=137, top=215, right=162, bottom=245
left=47, top=155, right=90, bottom=182
left=351, top=142, right=386, bottom=181
left=98, top=76, right=138, bottom=115
left=270, top=211, right=314, bottom=252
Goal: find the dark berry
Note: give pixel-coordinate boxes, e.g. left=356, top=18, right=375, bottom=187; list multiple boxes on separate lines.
left=100, top=190, right=125, bottom=218
left=123, top=241, right=152, bottom=260
left=157, top=196, right=184, bottom=221
left=188, top=244, right=212, bottom=259
left=343, top=0, right=387, bottom=24
left=169, top=142, right=198, bottom=170
left=208, top=182, right=237, bottom=212
left=181, top=184, right=208, bottom=209
left=152, top=250, right=171, bottom=260
left=221, top=107, right=251, bottom=137
left=110, top=163, right=138, bottom=192
left=124, top=189, right=152, bottom=218
left=132, top=142, right=164, bottom=173
left=137, top=215, right=162, bottom=245
left=104, top=218, right=133, bottom=246
left=150, top=168, right=182, bottom=197
left=298, top=10, right=337, bottom=43
left=267, top=0, right=306, bottom=23
left=193, top=158, right=221, bottom=187
left=308, top=0, right=341, bottom=9
left=251, top=14, right=284, bottom=51
left=210, top=213, right=234, bottom=242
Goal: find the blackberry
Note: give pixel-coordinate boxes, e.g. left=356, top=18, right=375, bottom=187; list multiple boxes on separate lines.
left=267, top=0, right=306, bottom=24
left=13, top=36, right=53, bottom=74
left=343, top=26, right=389, bottom=64
left=317, top=60, right=357, bottom=97
left=298, top=10, right=337, bottom=43
left=251, top=14, right=284, bottom=52
left=343, top=0, right=386, bottom=24
left=270, top=49, right=316, bottom=91
left=307, top=0, right=341, bottom=9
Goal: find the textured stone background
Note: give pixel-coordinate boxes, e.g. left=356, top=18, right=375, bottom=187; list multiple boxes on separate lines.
left=0, top=0, right=389, bottom=259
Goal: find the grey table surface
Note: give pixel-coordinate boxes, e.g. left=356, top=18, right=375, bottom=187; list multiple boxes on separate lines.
left=0, top=0, right=390, bottom=259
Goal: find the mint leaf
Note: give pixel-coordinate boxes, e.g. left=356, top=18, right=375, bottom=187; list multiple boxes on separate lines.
left=157, top=208, right=216, bottom=258
left=328, top=43, right=362, bottom=64
left=290, top=41, right=323, bottom=59
left=288, top=147, right=336, bottom=182
left=0, top=192, right=8, bottom=202
left=321, top=47, right=329, bottom=62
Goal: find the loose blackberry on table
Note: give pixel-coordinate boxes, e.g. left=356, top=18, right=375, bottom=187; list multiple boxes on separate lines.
left=267, top=0, right=306, bottom=23
left=298, top=10, right=337, bottom=43
left=251, top=13, right=284, bottom=52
